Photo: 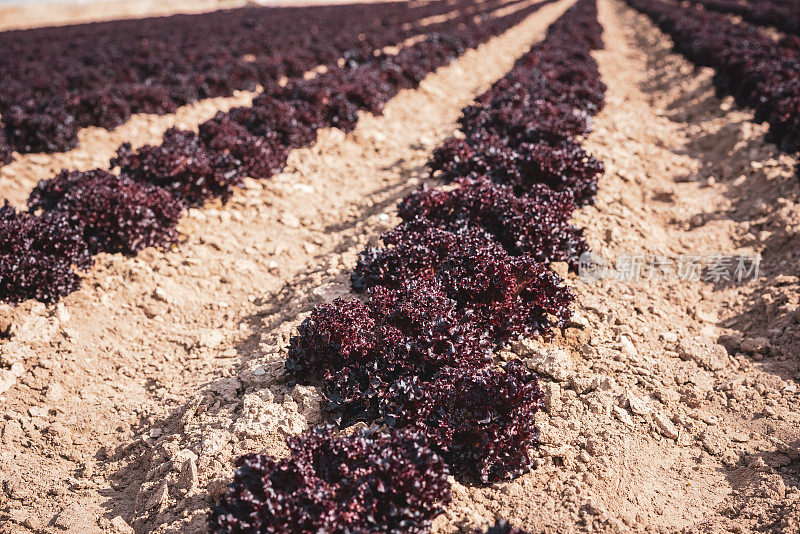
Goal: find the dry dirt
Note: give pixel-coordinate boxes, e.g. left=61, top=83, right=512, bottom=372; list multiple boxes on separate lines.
left=1, top=0, right=799, bottom=532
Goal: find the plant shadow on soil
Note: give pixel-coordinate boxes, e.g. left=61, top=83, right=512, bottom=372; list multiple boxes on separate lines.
left=634, top=6, right=800, bottom=381
left=96, top=257, right=346, bottom=530
left=95, top=160, right=435, bottom=531
left=626, top=7, right=800, bottom=528
left=323, top=159, right=430, bottom=234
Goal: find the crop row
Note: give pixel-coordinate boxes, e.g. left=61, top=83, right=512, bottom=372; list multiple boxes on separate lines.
left=0, top=0, right=552, bottom=305
left=209, top=0, right=605, bottom=531
left=625, top=0, right=800, bottom=166
left=689, top=0, right=800, bottom=37
left=0, top=0, right=510, bottom=161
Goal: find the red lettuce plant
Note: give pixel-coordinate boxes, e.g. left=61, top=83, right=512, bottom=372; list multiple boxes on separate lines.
left=398, top=177, right=586, bottom=267
left=208, top=426, right=451, bottom=534
left=459, top=99, right=589, bottom=147
left=0, top=202, right=92, bottom=304
left=66, top=89, right=132, bottom=129
left=0, top=129, right=11, bottom=165
left=198, top=113, right=289, bottom=180
left=270, top=75, right=366, bottom=133
left=28, top=169, right=183, bottom=254
left=232, top=98, right=321, bottom=149
left=286, top=278, right=492, bottom=425
left=3, top=102, right=79, bottom=153
left=352, top=225, right=573, bottom=343
left=381, top=360, right=543, bottom=483
left=118, top=83, right=179, bottom=115
left=494, top=53, right=605, bottom=114
left=430, top=136, right=601, bottom=206
left=111, top=127, right=241, bottom=206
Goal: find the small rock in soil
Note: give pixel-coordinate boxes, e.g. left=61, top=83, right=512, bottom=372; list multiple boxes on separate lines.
left=513, top=340, right=574, bottom=381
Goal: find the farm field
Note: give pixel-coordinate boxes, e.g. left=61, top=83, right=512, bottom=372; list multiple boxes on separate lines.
left=0, top=0, right=798, bottom=532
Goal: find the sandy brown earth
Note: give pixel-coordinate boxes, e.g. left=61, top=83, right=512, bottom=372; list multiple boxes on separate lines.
left=1, top=0, right=799, bottom=532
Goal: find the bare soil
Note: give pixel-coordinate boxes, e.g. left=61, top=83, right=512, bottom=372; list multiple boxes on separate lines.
left=0, top=0, right=799, bottom=532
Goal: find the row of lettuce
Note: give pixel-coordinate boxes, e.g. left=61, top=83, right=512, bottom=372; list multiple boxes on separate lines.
left=0, top=0, right=552, bottom=306
left=625, top=0, right=800, bottom=173
left=209, top=0, right=605, bottom=531
left=0, top=0, right=515, bottom=162
left=689, top=0, right=800, bottom=37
